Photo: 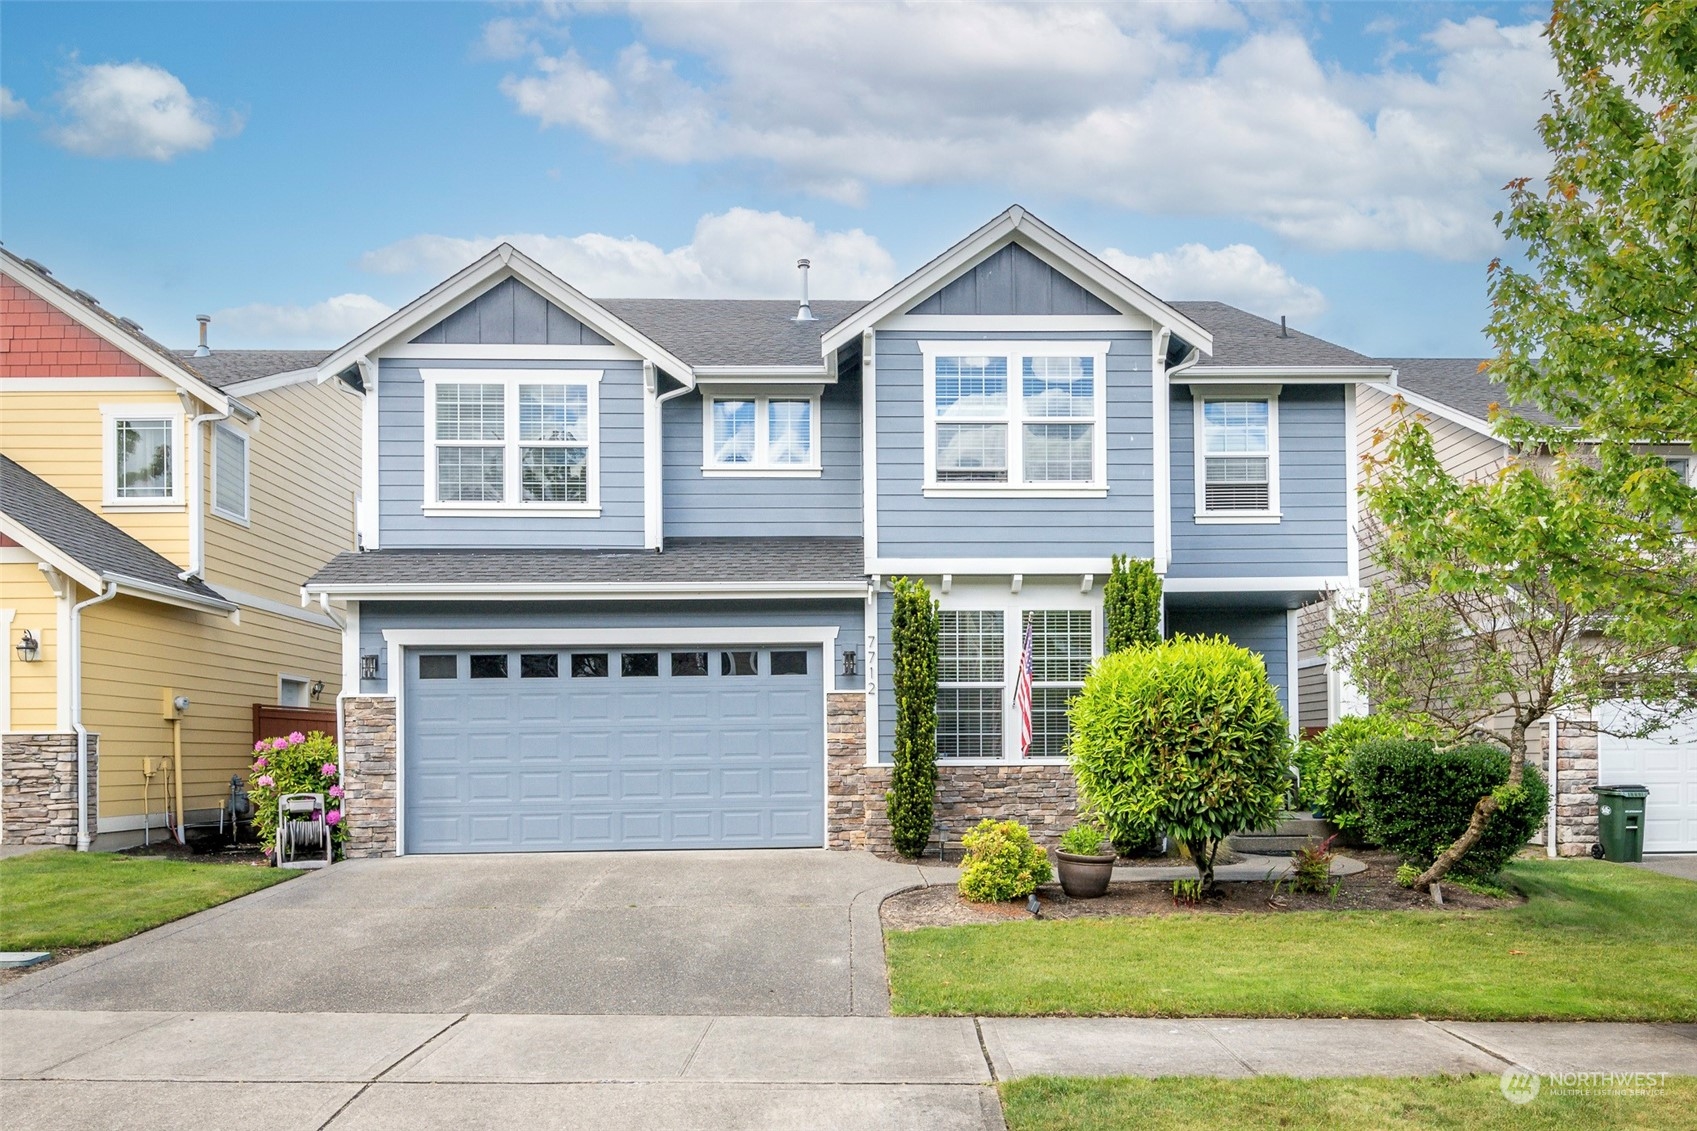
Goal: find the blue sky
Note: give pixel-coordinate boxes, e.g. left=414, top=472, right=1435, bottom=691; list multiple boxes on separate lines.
left=2, top=1, right=1556, bottom=355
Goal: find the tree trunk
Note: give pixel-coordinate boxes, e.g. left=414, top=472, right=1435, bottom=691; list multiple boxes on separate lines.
left=1414, top=723, right=1529, bottom=891
left=1186, top=837, right=1217, bottom=893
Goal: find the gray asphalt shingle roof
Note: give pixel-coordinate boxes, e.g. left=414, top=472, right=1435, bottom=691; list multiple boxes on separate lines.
left=172, top=350, right=331, bottom=388
left=599, top=299, right=864, bottom=368
left=305, top=537, right=867, bottom=590
left=1171, top=302, right=1378, bottom=369
left=1383, top=357, right=1558, bottom=426
left=0, top=454, right=229, bottom=605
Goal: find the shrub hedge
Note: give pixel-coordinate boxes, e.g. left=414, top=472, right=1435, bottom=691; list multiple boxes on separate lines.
left=1352, top=739, right=1548, bottom=879
left=1295, top=714, right=1436, bottom=834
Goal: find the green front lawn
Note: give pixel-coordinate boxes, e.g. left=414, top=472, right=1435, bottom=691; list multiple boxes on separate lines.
left=1000, top=1075, right=1697, bottom=1131
left=0, top=849, right=295, bottom=951
left=887, top=859, right=1697, bottom=1020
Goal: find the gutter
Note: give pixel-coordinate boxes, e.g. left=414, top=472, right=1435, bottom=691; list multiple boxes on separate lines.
left=70, top=581, right=119, bottom=851
left=301, top=580, right=871, bottom=601
left=108, top=573, right=239, bottom=616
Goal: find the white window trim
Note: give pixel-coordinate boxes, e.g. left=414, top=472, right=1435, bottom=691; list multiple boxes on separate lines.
left=278, top=673, right=311, bottom=708
left=700, top=386, right=824, bottom=477
left=101, top=404, right=186, bottom=510
left=1193, top=387, right=1282, bottom=523
left=920, top=341, right=1110, bottom=498
left=421, top=369, right=602, bottom=517
left=210, top=422, right=251, bottom=526
left=931, top=582, right=1103, bottom=765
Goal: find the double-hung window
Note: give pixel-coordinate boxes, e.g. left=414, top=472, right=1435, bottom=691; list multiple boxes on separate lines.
left=211, top=423, right=249, bottom=523
left=1023, top=610, right=1093, bottom=760
left=703, top=391, right=821, bottom=474
left=425, top=371, right=598, bottom=512
left=924, top=343, right=1108, bottom=494
left=937, top=610, right=1005, bottom=758
left=932, top=603, right=1099, bottom=761
left=104, top=407, right=183, bottom=508
left=1196, top=393, right=1279, bottom=519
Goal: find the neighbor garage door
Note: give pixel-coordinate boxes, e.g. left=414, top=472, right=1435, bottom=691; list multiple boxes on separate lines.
left=1597, top=701, right=1697, bottom=852
left=402, top=644, right=824, bottom=852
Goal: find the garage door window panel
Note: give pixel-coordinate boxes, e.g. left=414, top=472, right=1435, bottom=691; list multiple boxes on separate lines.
left=622, top=652, right=660, bottom=678
left=521, top=653, right=559, bottom=679
left=771, top=650, right=808, bottom=676
left=571, top=653, right=609, bottom=678
left=419, top=654, right=459, bottom=679
left=470, top=654, right=508, bottom=679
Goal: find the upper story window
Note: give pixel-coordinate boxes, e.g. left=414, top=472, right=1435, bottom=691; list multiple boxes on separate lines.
left=703, top=391, right=821, bottom=476
left=1195, top=392, right=1281, bottom=522
left=103, top=406, right=183, bottom=509
left=423, top=370, right=600, bottom=515
left=922, top=342, right=1108, bottom=497
left=211, top=423, right=249, bottom=524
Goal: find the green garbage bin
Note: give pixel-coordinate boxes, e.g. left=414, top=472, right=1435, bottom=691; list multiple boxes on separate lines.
left=1593, top=785, right=1649, bottom=862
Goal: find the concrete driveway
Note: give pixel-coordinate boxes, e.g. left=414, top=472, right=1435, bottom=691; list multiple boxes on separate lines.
left=0, top=850, right=942, bottom=1016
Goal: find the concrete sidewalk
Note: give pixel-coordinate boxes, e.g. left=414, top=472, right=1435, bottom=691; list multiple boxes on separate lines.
left=4, top=1010, right=1694, bottom=1131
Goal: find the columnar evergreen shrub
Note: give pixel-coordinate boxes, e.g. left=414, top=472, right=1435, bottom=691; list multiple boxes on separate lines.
left=887, top=576, right=939, bottom=859
left=1352, top=739, right=1549, bottom=879
left=1295, top=714, right=1436, bottom=833
left=957, top=819, right=1052, bottom=903
left=1103, top=554, right=1162, bottom=652
left=1069, top=635, right=1289, bottom=891
left=248, top=731, right=345, bottom=857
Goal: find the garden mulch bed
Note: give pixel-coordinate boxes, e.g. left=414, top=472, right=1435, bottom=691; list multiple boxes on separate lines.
left=120, top=841, right=271, bottom=866
left=880, top=852, right=1521, bottom=930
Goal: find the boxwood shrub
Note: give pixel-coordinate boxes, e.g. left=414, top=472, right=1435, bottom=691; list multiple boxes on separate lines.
left=957, top=819, right=1052, bottom=903
left=1352, top=739, right=1548, bottom=879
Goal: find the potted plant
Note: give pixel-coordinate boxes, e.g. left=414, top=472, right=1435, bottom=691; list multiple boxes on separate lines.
left=1055, top=822, right=1116, bottom=898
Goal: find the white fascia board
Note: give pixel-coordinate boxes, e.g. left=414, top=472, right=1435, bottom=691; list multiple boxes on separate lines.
left=1365, top=381, right=1511, bottom=445
left=383, top=626, right=843, bottom=648
left=1, top=253, right=231, bottom=414
left=303, top=581, right=869, bottom=600
left=820, top=205, right=1214, bottom=356
left=866, top=557, right=1114, bottom=576
left=1180, top=367, right=1394, bottom=383
left=221, top=368, right=318, bottom=397
left=0, top=513, right=102, bottom=592
left=693, top=366, right=833, bottom=383
left=313, top=244, right=694, bottom=386
left=1163, top=575, right=1344, bottom=594
left=108, top=574, right=238, bottom=614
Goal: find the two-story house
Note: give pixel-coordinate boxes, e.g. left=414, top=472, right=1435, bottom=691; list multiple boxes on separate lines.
left=304, top=206, right=1387, bottom=857
left=0, top=249, right=360, bottom=850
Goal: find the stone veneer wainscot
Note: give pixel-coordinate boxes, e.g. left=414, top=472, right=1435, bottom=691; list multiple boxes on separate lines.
left=340, top=697, right=397, bottom=858
left=1, top=731, right=98, bottom=846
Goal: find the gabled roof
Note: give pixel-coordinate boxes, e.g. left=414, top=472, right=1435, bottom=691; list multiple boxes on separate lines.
left=0, top=246, right=233, bottom=414
left=1381, top=357, right=1557, bottom=427
left=174, top=349, right=331, bottom=390
left=0, top=454, right=234, bottom=612
left=601, top=300, right=864, bottom=369
left=820, top=205, right=1215, bottom=355
left=314, top=243, right=694, bottom=384
left=1174, top=302, right=1378, bottom=370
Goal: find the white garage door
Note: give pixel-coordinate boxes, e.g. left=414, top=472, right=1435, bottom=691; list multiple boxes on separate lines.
left=1596, top=701, right=1697, bottom=853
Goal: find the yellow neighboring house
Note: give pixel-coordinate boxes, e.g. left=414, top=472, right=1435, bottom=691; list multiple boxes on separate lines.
left=0, top=248, right=360, bottom=850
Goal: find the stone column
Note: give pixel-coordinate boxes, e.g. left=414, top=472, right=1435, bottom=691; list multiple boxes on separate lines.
left=1, top=731, right=95, bottom=846
left=340, top=697, right=397, bottom=858
left=1554, top=717, right=1600, bottom=856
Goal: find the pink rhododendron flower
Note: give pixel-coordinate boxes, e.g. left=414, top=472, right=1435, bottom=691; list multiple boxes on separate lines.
left=271, top=738, right=287, bottom=750
left=253, top=756, right=268, bottom=770
left=256, top=774, right=275, bottom=788
left=254, top=740, right=268, bottom=753
left=288, top=731, right=306, bottom=744
left=325, top=810, right=342, bottom=827
left=328, top=785, right=344, bottom=798
left=321, top=762, right=338, bottom=778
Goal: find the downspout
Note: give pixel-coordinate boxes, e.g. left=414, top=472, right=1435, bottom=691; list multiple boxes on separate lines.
left=1547, top=714, right=1559, bottom=858
left=71, top=581, right=120, bottom=852
left=178, top=393, right=231, bottom=580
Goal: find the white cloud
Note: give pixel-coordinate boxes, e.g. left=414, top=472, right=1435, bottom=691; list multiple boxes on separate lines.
left=360, top=207, right=897, bottom=298
left=48, top=61, right=239, bottom=160
left=211, top=294, right=393, bottom=348
left=493, top=4, right=1554, bottom=258
left=0, top=87, right=28, bottom=119
left=1102, top=243, right=1326, bottom=320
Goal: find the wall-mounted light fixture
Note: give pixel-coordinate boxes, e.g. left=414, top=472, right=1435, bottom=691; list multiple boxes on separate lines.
left=310, top=679, right=326, bottom=701
left=16, top=629, right=40, bottom=663
left=841, top=649, right=858, bottom=678
left=360, top=654, right=380, bottom=681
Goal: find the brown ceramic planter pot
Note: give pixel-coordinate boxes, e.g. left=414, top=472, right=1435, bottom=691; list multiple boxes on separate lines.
left=1055, top=851, right=1116, bottom=899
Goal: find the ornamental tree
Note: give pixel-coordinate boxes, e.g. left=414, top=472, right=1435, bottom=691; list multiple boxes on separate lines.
left=1103, top=554, right=1162, bottom=652
left=887, top=576, right=939, bottom=858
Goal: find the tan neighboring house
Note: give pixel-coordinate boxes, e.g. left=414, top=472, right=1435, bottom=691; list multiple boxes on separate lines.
left=1300, top=357, right=1696, bottom=857
left=0, top=248, right=359, bottom=850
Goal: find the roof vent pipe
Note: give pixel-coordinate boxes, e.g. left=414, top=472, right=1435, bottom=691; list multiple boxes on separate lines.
left=1279, top=315, right=1290, bottom=339
left=195, top=314, right=211, bottom=357
left=793, top=259, right=816, bottom=322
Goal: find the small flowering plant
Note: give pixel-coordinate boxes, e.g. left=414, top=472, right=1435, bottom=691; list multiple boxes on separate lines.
left=247, top=730, right=346, bottom=858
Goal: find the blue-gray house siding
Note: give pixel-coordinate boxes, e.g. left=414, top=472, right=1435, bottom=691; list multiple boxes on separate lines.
left=1167, top=383, right=1349, bottom=579
left=662, top=381, right=862, bottom=539
left=907, top=244, right=1119, bottom=316
left=1165, top=605, right=1291, bottom=718
left=874, top=330, right=1155, bottom=560
left=377, top=357, right=646, bottom=549
left=410, top=277, right=613, bottom=346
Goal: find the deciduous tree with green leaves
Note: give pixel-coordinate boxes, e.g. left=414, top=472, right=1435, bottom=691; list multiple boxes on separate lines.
left=1103, top=554, right=1162, bottom=652
left=887, top=577, right=939, bottom=859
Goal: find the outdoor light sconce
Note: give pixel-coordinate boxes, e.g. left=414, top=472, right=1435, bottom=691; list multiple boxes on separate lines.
left=16, top=629, right=40, bottom=663
left=310, top=679, right=326, bottom=701
left=841, top=649, right=857, bottom=678
left=360, top=654, right=380, bottom=681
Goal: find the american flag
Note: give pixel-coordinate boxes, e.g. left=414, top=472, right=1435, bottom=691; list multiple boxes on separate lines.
left=1014, top=623, right=1034, bottom=757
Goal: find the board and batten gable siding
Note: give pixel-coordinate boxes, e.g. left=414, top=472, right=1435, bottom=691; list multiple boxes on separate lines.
left=357, top=599, right=865, bottom=695
left=1168, top=383, right=1349, bottom=579
left=661, top=381, right=862, bottom=538
left=1165, top=605, right=1292, bottom=718
left=874, top=330, right=1155, bottom=560
left=410, top=277, right=613, bottom=346
left=906, top=244, right=1119, bottom=316
left=376, top=357, right=646, bottom=549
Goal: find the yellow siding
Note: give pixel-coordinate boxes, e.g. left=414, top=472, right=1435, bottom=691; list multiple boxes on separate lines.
left=79, top=591, right=343, bottom=822
left=1, top=387, right=191, bottom=563
left=2, top=558, right=61, bottom=730
left=203, top=379, right=360, bottom=606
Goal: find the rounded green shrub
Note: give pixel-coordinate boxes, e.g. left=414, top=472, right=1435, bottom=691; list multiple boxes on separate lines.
left=1352, top=739, right=1549, bottom=879
left=957, top=819, right=1052, bottom=903
left=1295, top=714, right=1437, bottom=833
left=1069, top=635, right=1290, bottom=890
left=1395, top=862, right=1421, bottom=889
left=1058, top=822, right=1109, bottom=856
